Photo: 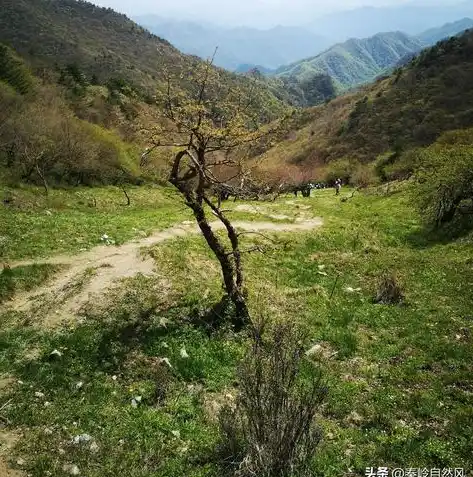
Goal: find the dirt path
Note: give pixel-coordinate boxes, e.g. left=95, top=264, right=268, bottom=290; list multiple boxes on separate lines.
left=5, top=218, right=323, bottom=320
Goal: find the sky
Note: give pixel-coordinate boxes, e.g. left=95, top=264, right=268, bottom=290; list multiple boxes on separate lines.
left=92, top=0, right=457, bottom=27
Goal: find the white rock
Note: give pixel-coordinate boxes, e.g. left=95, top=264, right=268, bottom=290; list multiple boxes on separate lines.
left=159, top=317, right=168, bottom=328
left=318, top=264, right=326, bottom=270
left=101, top=234, right=109, bottom=241
left=345, top=287, right=355, bottom=293
left=16, top=458, right=25, bottom=466
left=50, top=349, right=62, bottom=358
left=171, top=430, right=181, bottom=438
left=158, top=357, right=172, bottom=368
left=135, top=396, right=142, bottom=403
left=44, top=401, right=51, bottom=407
left=162, top=342, right=169, bottom=349
left=306, top=344, right=323, bottom=356
left=90, top=441, right=99, bottom=453
left=111, top=375, right=117, bottom=381
left=70, top=465, right=80, bottom=476
left=75, top=382, right=84, bottom=389
left=180, top=347, right=189, bottom=359
left=35, top=391, right=45, bottom=398
left=72, top=434, right=92, bottom=444
left=131, top=399, right=138, bottom=408
left=17, top=380, right=24, bottom=385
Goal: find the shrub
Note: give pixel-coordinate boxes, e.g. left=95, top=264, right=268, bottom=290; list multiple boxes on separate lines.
left=350, top=164, right=379, bottom=188
left=323, top=158, right=354, bottom=184
left=413, top=145, right=473, bottom=229
left=373, top=273, right=404, bottom=305
left=218, top=321, right=326, bottom=477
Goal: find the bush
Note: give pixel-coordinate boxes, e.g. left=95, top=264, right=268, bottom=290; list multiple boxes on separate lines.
left=373, top=272, right=404, bottom=305
left=323, top=158, right=354, bottom=184
left=350, top=164, right=379, bottom=188
left=218, top=322, right=326, bottom=477
left=413, top=144, right=473, bottom=229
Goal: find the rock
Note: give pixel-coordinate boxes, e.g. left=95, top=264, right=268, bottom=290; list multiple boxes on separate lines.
left=72, top=434, right=92, bottom=444
left=171, top=430, right=180, bottom=438
left=75, top=382, right=84, bottom=389
left=158, top=357, right=172, bottom=368
left=35, top=391, right=45, bottom=398
left=111, top=375, right=117, bottom=381
left=49, top=349, right=62, bottom=359
left=131, top=399, right=138, bottom=408
left=180, top=347, right=189, bottom=359
left=90, top=442, right=99, bottom=453
left=63, top=464, right=80, bottom=476
left=16, top=458, right=25, bottom=466
left=306, top=344, right=323, bottom=356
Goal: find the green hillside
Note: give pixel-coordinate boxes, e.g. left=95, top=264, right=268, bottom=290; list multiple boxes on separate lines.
left=257, top=29, right=473, bottom=176
left=274, top=31, right=424, bottom=89
left=0, top=0, right=291, bottom=113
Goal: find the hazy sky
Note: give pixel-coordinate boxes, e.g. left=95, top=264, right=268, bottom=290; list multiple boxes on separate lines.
left=93, top=0, right=454, bottom=27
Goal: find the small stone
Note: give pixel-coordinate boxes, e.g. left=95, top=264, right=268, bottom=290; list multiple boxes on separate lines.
left=112, top=375, right=117, bottom=381
left=35, top=391, right=45, bottom=398
left=180, top=347, right=189, bottom=359
left=306, top=344, right=323, bottom=356
left=158, top=357, right=172, bottom=368
left=50, top=349, right=62, bottom=358
left=44, top=401, right=51, bottom=407
left=90, top=441, right=99, bottom=453
left=72, top=434, right=92, bottom=444
left=76, top=382, right=84, bottom=389
left=58, top=448, right=66, bottom=455
left=131, top=399, right=138, bottom=408
left=171, top=430, right=180, bottom=438
left=16, top=458, right=25, bottom=466
left=44, top=428, right=53, bottom=435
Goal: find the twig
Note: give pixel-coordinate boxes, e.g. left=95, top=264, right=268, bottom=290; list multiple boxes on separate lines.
left=329, top=274, right=340, bottom=300
left=0, top=398, right=13, bottom=412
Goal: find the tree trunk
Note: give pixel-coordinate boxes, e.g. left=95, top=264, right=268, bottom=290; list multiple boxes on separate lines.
left=122, top=187, right=131, bottom=206
left=35, top=163, right=48, bottom=196
left=190, top=198, right=250, bottom=330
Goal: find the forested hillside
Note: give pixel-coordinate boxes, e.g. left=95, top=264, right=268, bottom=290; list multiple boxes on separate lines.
left=0, top=0, right=301, bottom=190
left=274, top=32, right=424, bottom=89
left=0, top=0, right=292, bottom=113
left=257, top=30, right=473, bottom=178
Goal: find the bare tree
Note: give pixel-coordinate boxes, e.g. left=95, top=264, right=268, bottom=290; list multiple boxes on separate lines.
left=143, top=55, right=288, bottom=330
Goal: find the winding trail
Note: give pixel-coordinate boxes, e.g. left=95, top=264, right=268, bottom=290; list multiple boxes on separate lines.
left=5, top=217, right=323, bottom=319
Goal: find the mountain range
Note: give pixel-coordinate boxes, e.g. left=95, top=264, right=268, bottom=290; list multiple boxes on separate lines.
left=132, top=16, right=333, bottom=71
left=134, top=2, right=473, bottom=71
left=273, top=18, right=473, bottom=91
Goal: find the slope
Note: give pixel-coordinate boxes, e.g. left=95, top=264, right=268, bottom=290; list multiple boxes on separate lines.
left=274, top=31, right=424, bottom=89
left=257, top=30, right=473, bottom=175
left=0, top=0, right=290, bottom=115
left=418, top=17, right=473, bottom=45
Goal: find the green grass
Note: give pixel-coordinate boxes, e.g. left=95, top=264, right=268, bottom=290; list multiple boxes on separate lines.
left=0, top=263, right=64, bottom=303
left=1, top=185, right=192, bottom=260
left=0, top=187, right=472, bottom=476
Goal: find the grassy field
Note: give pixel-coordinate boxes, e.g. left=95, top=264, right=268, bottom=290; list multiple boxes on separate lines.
left=0, top=186, right=472, bottom=476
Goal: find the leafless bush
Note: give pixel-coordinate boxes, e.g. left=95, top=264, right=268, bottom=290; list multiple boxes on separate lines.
left=218, top=321, right=326, bottom=477
left=373, top=273, right=404, bottom=305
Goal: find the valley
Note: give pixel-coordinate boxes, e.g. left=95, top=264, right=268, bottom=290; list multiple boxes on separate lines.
left=1, top=0, right=473, bottom=476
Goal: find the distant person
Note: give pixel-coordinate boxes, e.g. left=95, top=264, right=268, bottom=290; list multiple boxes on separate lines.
left=335, top=178, right=342, bottom=195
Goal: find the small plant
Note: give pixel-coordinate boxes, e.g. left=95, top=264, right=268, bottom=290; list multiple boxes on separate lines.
left=217, top=321, right=326, bottom=477
left=373, top=272, right=404, bottom=305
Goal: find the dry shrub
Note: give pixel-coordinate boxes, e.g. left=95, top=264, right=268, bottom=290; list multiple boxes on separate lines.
left=373, top=273, right=404, bottom=305
left=218, top=321, right=326, bottom=477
